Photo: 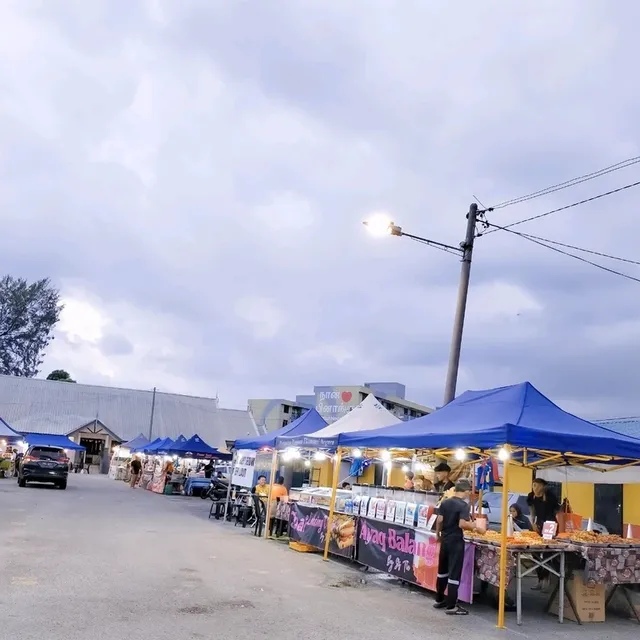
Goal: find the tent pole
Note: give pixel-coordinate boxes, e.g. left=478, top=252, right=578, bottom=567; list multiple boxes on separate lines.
left=264, top=450, right=278, bottom=539
left=223, top=451, right=236, bottom=523
left=323, top=447, right=342, bottom=561
left=497, top=446, right=511, bottom=629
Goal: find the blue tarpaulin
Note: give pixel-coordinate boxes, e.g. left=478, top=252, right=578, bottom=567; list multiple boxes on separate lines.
left=132, top=437, right=162, bottom=453
left=22, top=433, right=86, bottom=451
left=234, top=408, right=327, bottom=450
left=148, top=437, right=175, bottom=455
left=121, top=434, right=149, bottom=450
left=338, top=382, right=640, bottom=459
left=170, top=434, right=227, bottom=459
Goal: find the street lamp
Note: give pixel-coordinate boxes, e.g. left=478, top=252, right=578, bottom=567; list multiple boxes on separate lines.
left=363, top=203, right=480, bottom=405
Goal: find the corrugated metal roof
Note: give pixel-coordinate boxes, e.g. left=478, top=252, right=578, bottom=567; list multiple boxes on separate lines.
left=0, top=374, right=259, bottom=449
left=594, top=417, right=640, bottom=439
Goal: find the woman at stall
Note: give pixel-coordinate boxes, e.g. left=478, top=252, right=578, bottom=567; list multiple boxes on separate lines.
left=510, top=504, right=533, bottom=531
left=527, top=478, right=560, bottom=590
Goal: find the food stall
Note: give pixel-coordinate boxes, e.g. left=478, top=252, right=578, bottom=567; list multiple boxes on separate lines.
left=320, top=382, right=640, bottom=629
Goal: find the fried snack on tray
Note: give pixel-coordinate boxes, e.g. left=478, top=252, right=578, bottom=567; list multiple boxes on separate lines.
left=465, top=530, right=562, bottom=547
left=557, top=531, right=640, bottom=545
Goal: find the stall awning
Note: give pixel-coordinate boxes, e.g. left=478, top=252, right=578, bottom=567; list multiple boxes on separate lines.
left=121, top=434, right=149, bottom=450
left=23, top=433, right=86, bottom=451
left=277, top=394, right=400, bottom=449
left=234, top=408, right=328, bottom=450
left=337, top=381, right=640, bottom=460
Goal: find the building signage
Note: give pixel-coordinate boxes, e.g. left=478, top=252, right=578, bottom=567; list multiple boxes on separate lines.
left=315, top=387, right=358, bottom=423
left=231, top=449, right=257, bottom=488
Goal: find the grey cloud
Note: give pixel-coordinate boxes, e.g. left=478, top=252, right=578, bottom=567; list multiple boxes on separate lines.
left=99, top=333, right=134, bottom=357
left=1, top=1, right=639, bottom=418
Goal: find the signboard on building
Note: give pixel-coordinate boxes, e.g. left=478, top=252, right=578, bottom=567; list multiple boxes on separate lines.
left=315, top=386, right=360, bottom=423
left=231, top=449, right=257, bottom=488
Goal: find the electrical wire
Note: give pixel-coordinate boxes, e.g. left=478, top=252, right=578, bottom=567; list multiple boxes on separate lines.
left=483, top=179, right=640, bottom=235
left=491, top=155, right=640, bottom=210
left=507, top=231, right=640, bottom=266
left=484, top=222, right=640, bottom=285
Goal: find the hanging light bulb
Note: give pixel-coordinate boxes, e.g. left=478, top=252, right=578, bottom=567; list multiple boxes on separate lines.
left=313, top=451, right=327, bottom=461
left=380, top=450, right=391, bottom=461
left=384, top=461, right=393, bottom=471
left=282, top=449, right=293, bottom=462
left=352, top=448, right=362, bottom=459
left=304, top=459, right=311, bottom=468
left=401, top=464, right=409, bottom=472
left=498, top=447, right=510, bottom=461
left=455, top=448, right=467, bottom=461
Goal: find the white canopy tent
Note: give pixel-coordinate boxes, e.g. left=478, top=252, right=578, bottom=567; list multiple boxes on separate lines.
left=304, top=393, right=401, bottom=439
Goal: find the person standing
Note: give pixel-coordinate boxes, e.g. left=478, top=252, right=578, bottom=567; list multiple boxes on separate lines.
left=433, top=463, right=455, bottom=493
left=404, top=471, right=415, bottom=490
left=434, top=479, right=479, bottom=615
left=130, top=456, right=142, bottom=488
left=527, top=478, right=559, bottom=590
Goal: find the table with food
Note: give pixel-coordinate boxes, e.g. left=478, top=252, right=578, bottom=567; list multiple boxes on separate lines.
left=463, top=527, right=640, bottom=625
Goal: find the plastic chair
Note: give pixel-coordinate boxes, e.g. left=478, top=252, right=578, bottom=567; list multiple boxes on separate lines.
left=252, top=494, right=266, bottom=537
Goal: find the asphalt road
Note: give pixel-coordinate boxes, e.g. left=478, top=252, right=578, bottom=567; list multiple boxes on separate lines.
left=0, top=474, right=637, bottom=639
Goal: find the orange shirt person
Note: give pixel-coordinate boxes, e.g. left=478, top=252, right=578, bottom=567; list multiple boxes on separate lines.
left=270, top=475, right=288, bottom=501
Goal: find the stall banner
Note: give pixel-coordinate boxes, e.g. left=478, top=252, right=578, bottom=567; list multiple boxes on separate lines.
left=356, top=517, right=474, bottom=603
left=289, top=503, right=356, bottom=558
left=231, top=450, right=257, bottom=488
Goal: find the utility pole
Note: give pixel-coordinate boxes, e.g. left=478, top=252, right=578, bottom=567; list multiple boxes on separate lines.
left=148, top=386, right=157, bottom=441
left=443, top=203, right=478, bottom=405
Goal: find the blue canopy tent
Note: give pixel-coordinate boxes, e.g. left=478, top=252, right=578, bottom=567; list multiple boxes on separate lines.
left=121, top=434, right=149, bottom=451
left=173, top=434, right=188, bottom=447
left=170, top=434, right=229, bottom=460
left=338, top=382, right=640, bottom=460
left=132, top=437, right=162, bottom=453
left=22, top=433, right=86, bottom=451
left=153, top=438, right=175, bottom=456
left=142, top=437, right=173, bottom=455
left=0, top=417, right=22, bottom=441
left=234, top=408, right=327, bottom=450
left=335, top=382, right=640, bottom=629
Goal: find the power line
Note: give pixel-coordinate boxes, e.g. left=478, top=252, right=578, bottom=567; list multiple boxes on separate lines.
left=484, top=222, right=640, bottom=285
left=509, top=231, right=640, bottom=266
left=483, top=179, right=640, bottom=235
left=491, top=155, right=640, bottom=210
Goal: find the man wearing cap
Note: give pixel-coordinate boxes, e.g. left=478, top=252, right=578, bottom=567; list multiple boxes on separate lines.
left=433, top=462, right=455, bottom=493
left=434, top=478, right=479, bottom=615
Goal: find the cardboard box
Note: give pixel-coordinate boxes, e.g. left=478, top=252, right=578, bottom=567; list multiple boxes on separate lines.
left=550, top=577, right=605, bottom=623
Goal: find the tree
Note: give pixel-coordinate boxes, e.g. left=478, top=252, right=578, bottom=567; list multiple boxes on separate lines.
left=0, top=276, right=62, bottom=378
left=46, top=369, right=76, bottom=383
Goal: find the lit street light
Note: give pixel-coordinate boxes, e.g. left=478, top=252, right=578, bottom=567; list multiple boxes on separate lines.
left=363, top=204, right=480, bottom=405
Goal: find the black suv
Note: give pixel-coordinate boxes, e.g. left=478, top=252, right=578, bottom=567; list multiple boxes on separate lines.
left=18, top=445, right=70, bottom=489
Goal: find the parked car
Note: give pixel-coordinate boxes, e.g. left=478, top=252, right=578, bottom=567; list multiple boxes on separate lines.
left=18, top=445, right=70, bottom=489
left=479, top=491, right=609, bottom=534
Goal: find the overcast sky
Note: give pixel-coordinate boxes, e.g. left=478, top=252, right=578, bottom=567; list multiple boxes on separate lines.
left=2, top=1, right=639, bottom=418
